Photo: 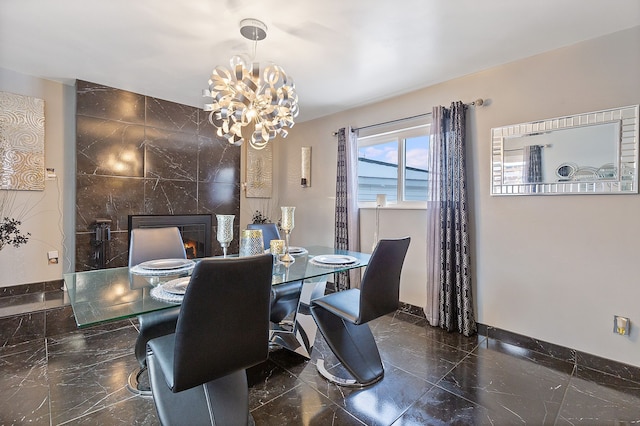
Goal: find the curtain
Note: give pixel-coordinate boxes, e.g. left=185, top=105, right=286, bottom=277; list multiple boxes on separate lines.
left=425, top=102, right=476, bottom=336
left=335, top=127, right=361, bottom=290
left=523, top=145, right=543, bottom=183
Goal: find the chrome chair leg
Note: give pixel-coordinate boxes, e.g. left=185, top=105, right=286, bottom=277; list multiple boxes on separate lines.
left=315, top=359, right=381, bottom=388
left=127, top=366, right=152, bottom=397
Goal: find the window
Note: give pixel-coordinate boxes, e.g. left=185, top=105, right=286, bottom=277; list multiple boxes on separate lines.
left=357, top=125, right=430, bottom=206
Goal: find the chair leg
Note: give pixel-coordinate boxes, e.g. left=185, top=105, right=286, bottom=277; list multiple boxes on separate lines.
left=311, top=305, right=384, bottom=386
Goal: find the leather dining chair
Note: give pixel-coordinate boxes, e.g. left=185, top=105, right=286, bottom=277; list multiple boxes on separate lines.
left=128, top=227, right=185, bottom=394
left=247, top=223, right=303, bottom=324
left=311, top=237, right=411, bottom=387
left=146, top=254, right=273, bottom=426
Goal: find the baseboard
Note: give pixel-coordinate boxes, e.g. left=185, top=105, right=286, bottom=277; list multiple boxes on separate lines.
left=397, top=301, right=640, bottom=384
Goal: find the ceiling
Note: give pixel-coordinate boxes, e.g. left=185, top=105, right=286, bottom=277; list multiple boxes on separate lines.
left=1, top=1, right=639, bottom=123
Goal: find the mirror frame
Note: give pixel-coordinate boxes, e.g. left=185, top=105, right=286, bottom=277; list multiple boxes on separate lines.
left=491, top=105, right=639, bottom=196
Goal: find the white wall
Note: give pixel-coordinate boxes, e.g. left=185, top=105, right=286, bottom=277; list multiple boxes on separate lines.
left=0, top=68, right=74, bottom=286
left=275, top=26, right=640, bottom=367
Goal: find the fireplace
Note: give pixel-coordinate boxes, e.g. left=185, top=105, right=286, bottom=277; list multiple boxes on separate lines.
left=128, top=214, right=212, bottom=259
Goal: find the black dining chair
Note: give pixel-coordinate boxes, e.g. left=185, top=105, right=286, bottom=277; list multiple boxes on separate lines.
left=146, top=254, right=273, bottom=426
left=311, top=237, right=410, bottom=387
left=247, top=222, right=303, bottom=324
left=127, top=227, right=185, bottom=394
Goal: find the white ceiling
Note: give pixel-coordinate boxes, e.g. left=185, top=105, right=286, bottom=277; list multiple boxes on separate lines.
left=1, top=1, right=639, bottom=122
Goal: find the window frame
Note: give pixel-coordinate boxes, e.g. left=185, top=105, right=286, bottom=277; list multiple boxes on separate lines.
left=357, top=124, right=430, bottom=209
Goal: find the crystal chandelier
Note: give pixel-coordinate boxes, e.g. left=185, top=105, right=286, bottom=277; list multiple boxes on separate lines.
left=203, top=19, right=299, bottom=150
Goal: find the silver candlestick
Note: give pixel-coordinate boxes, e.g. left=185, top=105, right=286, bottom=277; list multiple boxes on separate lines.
left=280, top=206, right=295, bottom=264
left=216, top=214, right=234, bottom=258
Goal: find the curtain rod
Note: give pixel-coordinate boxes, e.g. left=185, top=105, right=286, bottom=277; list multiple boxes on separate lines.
left=332, top=98, right=485, bottom=136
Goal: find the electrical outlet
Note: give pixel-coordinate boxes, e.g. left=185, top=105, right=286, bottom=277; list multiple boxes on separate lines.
left=47, top=250, right=59, bottom=265
left=613, top=315, right=630, bottom=335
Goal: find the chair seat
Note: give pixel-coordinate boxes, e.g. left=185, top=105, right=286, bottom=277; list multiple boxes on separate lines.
left=312, top=289, right=360, bottom=324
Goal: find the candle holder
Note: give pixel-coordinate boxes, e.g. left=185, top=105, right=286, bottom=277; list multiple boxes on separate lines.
left=280, top=206, right=295, bottom=264
left=216, top=214, right=235, bottom=258
left=239, top=229, right=264, bottom=257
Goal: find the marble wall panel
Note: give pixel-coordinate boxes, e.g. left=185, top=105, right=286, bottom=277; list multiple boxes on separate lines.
left=146, top=96, right=198, bottom=133
left=143, top=179, right=198, bottom=215
left=199, top=135, right=241, bottom=183
left=76, top=80, right=145, bottom=123
left=145, top=127, right=198, bottom=181
left=76, top=116, right=145, bottom=177
left=76, top=175, right=145, bottom=232
left=197, top=182, right=240, bottom=215
left=75, top=81, right=240, bottom=271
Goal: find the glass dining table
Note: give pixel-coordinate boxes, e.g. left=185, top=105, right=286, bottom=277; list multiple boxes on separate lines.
left=64, top=245, right=371, bottom=359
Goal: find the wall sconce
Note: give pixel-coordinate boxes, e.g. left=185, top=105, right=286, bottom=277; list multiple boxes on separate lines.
left=301, top=146, right=311, bottom=187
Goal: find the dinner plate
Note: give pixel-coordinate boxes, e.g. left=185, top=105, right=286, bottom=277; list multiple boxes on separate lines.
left=138, top=258, right=194, bottom=270
left=161, top=277, right=191, bottom=295
left=288, top=246, right=307, bottom=255
left=312, top=254, right=358, bottom=265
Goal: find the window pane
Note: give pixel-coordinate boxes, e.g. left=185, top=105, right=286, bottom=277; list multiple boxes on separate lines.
left=358, top=140, right=398, bottom=202
left=404, top=135, right=429, bottom=201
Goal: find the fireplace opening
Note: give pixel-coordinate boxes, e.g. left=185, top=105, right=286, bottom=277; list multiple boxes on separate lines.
left=128, top=214, right=212, bottom=259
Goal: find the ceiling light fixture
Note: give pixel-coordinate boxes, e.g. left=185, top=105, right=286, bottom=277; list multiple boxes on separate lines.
left=203, top=18, right=299, bottom=150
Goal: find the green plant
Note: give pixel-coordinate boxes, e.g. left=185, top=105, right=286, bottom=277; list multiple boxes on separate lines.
left=0, top=217, right=30, bottom=250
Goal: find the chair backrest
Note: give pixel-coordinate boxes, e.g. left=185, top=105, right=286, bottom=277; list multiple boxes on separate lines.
left=171, top=254, right=273, bottom=392
left=128, top=227, right=187, bottom=266
left=357, top=237, right=411, bottom=324
left=247, top=223, right=281, bottom=249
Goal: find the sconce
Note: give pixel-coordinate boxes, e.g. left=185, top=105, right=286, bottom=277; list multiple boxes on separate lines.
left=301, top=146, right=311, bottom=187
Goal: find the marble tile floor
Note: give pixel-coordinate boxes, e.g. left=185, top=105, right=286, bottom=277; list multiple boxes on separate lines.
left=2, top=311, right=640, bottom=425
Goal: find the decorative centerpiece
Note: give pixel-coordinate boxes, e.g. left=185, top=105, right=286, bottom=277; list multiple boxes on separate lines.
left=216, top=214, right=234, bottom=257
left=280, top=206, right=295, bottom=264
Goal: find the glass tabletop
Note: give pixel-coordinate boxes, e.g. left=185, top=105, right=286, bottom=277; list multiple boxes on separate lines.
left=64, top=245, right=370, bottom=327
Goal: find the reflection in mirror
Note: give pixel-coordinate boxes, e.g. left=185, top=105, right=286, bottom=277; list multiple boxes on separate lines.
left=491, top=105, right=639, bottom=195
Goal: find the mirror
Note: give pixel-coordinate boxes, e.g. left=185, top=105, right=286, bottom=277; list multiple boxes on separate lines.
left=491, top=105, right=639, bottom=195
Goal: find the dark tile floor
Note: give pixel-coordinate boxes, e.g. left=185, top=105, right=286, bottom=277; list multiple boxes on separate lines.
left=2, top=310, right=640, bottom=425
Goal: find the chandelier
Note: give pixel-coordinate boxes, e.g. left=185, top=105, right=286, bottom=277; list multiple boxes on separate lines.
left=203, top=19, right=299, bottom=150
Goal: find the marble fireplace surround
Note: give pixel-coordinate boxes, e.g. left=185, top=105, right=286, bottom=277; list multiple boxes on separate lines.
left=75, top=80, right=241, bottom=271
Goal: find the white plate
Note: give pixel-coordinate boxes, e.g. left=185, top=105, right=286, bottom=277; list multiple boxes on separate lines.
left=312, top=255, right=358, bottom=265
left=162, top=277, right=191, bottom=295
left=288, top=246, right=307, bottom=254
left=138, top=258, right=194, bottom=270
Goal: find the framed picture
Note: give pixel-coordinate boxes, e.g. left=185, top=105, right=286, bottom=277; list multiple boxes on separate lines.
left=246, top=142, right=272, bottom=198
left=0, top=91, right=45, bottom=191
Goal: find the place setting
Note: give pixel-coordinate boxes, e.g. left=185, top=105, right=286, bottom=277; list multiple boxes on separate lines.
left=309, top=254, right=360, bottom=267
left=150, top=276, right=191, bottom=303
left=129, top=258, right=195, bottom=276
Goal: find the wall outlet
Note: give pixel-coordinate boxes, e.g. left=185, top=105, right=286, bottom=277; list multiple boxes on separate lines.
left=613, top=315, right=630, bottom=335
left=47, top=250, right=59, bottom=265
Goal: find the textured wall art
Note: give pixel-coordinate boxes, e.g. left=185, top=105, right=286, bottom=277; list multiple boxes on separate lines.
left=246, top=141, right=273, bottom=198
left=0, top=91, right=45, bottom=191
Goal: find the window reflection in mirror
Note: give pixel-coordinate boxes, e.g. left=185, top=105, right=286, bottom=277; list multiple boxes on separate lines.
left=503, top=122, right=619, bottom=185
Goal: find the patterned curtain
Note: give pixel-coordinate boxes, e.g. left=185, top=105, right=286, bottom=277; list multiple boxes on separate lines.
left=523, top=145, right=543, bottom=183
left=425, top=102, right=476, bottom=336
left=335, top=127, right=361, bottom=290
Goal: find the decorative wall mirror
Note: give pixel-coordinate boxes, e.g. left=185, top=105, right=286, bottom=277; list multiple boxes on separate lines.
left=491, top=105, right=639, bottom=195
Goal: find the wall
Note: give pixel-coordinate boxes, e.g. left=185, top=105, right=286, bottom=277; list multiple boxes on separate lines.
left=277, top=26, right=640, bottom=367
left=0, top=67, right=72, bottom=287
left=74, top=81, right=241, bottom=271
